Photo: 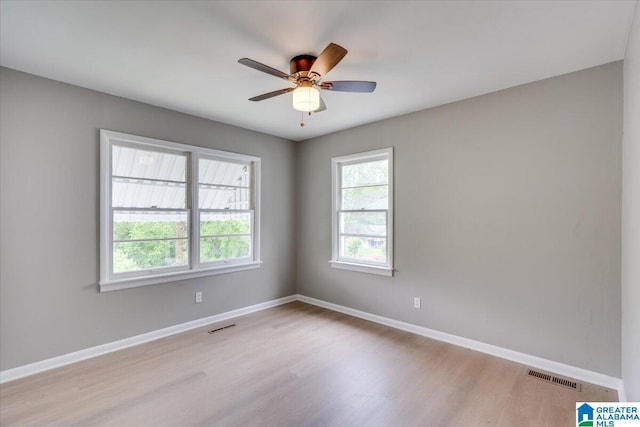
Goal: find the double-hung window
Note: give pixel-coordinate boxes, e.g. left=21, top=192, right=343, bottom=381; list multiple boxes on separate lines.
left=198, top=157, right=253, bottom=264
left=100, top=130, right=261, bottom=291
left=330, top=148, right=393, bottom=276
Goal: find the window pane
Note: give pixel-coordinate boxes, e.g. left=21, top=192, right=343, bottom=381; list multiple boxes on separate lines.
left=113, top=239, right=188, bottom=273
left=340, top=211, right=387, bottom=236
left=112, top=178, right=186, bottom=209
left=199, top=186, right=250, bottom=210
left=200, top=212, right=251, bottom=236
left=200, top=236, right=251, bottom=263
left=114, top=211, right=188, bottom=240
left=342, top=185, right=388, bottom=210
left=342, top=159, right=388, bottom=188
left=339, top=236, right=387, bottom=264
left=199, top=158, right=250, bottom=187
left=112, top=145, right=186, bottom=182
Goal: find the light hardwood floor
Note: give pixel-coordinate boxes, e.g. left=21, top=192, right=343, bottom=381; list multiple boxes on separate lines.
left=0, top=301, right=616, bottom=426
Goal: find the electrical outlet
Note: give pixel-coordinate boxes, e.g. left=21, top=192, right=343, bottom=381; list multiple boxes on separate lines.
left=414, top=297, right=421, bottom=309
left=195, top=291, right=203, bottom=304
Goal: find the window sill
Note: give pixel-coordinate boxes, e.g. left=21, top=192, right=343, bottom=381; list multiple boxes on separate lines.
left=329, top=260, right=394, bottom=277
left=99, top=261, right=263, bottom=292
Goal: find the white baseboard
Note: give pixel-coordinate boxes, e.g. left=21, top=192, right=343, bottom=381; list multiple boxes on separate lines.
left=1, top=292, right=626, bottom=401
left=297, top=294, right=625, bottom=397
left=618, top=387, right=628, bottom=402
left=0, top=295, right=296, bottom=384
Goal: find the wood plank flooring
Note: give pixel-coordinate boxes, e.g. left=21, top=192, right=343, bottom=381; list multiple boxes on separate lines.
left=0, top=301, right=616, bottom=426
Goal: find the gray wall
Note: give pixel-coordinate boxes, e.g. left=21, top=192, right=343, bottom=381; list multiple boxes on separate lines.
left=622, top=4, right=640, bottom=401
left=0, top=61, right=625, bottom=379
left=0, top=67, right=297, bottom=371
left=297, top=62, right=622, bottom=377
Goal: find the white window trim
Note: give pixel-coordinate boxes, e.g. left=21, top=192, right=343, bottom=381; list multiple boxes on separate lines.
left=99, top=130, right=261, bottom=292
left=330, top=147, right=394, bottom=276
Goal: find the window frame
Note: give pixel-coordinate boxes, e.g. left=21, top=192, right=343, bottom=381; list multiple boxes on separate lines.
left=100, top=130, right=261, bottom=292
left=330, top=147, right=394, bottom=276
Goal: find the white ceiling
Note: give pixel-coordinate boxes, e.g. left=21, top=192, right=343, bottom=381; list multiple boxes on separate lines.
left=1, top=1, right=636, bottom=141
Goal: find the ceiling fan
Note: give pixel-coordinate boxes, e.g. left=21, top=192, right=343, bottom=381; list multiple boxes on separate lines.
left=238, top=43, right=376, bottom=114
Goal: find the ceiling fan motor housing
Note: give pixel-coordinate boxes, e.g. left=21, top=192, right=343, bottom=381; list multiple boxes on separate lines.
left=290, top=55, right=317, bottom=76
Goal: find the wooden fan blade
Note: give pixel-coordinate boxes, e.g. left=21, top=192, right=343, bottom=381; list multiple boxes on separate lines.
left=309, top=43, right=347, bottom=79
left=238, top=58, right=290, bottom=80
left=315, top=96, right=327, bottom=112
left=249, top=87, right=294, bottom=101
left=320, top=81, right=377, bottom=93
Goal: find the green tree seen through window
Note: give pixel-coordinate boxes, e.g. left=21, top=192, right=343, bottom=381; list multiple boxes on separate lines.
left=114, top=218, right=250, bottom=272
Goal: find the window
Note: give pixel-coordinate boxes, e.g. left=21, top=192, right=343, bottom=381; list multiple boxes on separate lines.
left=330, top=148, right=393, bottom=276
left=198, top=157, right=253, bottom=264
left=100, top=130, right=261, bottom=291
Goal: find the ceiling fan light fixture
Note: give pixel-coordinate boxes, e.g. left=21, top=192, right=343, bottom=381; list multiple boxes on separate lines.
left=240, top=43, right=376, bottom=117
left=292, top=86, right=320, bottom=112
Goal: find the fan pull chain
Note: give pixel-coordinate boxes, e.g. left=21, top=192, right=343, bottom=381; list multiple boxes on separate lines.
left=299, top=111, right=313, bottom=127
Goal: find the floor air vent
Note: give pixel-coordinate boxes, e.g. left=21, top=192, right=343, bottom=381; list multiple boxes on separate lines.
left=527, top=369, right=552, bottom=382
left=551, top=376, right=579, bottom=390
left=208, top=324, right=236, bottom=334
left=526, top=368, right=582, bottom=391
